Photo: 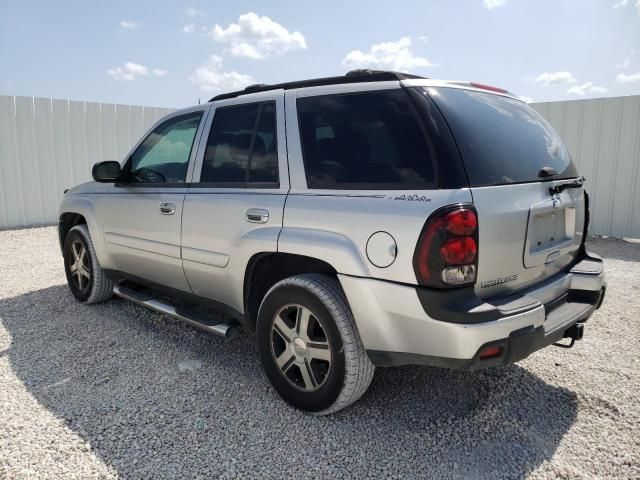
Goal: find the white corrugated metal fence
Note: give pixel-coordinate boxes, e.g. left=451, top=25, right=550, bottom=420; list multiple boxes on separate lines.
left=0, top=95, right=173, bottom=229
left=0, top=94, right=638, bottom=237
left=532, top=96, right=640, bottom=238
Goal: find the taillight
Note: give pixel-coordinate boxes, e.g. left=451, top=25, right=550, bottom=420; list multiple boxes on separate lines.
left=440, top=237, right=476, bottom=264
left=413, top=205, right=479, bottom=288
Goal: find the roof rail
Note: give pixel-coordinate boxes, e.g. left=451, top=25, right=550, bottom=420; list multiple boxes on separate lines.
left=208, top=71, right=426, bottom=102
left=345, top=69, right=389, bottom=76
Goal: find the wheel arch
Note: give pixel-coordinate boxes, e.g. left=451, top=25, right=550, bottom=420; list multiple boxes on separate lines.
left=276, top=227, right=370, bottom=278
left=243, top=252, right=339, bottom=331
left=58, top=212, right=87, bottom=250
left=58, top=196, right=109, bottom=266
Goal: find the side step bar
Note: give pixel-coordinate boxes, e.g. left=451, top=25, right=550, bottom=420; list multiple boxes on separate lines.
left=113, top=283, right=232, bottom=337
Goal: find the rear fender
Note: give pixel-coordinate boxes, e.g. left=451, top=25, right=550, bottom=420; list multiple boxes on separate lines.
left=277, top=227, right=370, bottom=277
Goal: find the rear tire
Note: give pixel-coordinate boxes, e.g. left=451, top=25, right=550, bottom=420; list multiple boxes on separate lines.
left=256, top=273, right=374, bottom=415
left=63, top=224, right=113, bottom=304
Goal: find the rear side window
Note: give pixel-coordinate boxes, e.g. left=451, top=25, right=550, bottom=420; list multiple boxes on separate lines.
left=200, top=101, right=278, bottom=185
left=423, top=87, right=578, bottom=186
left=297, top=89, right=438, bottom=189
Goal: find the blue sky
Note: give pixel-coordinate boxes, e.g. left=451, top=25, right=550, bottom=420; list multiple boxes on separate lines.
left=1, top=0, right=639, bottom=108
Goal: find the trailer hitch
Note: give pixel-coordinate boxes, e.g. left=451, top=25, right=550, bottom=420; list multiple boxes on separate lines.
left=553, top=323, right=584, bottom=349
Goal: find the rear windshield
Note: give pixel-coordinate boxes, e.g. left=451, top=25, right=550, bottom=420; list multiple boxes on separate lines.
left=297, top=89, right=438, bottom=189
left=422, top=87, right=578, bottom=186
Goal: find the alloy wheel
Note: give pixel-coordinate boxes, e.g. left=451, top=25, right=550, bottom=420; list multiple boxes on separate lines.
left=270, top=304, right=332, bottom=392
left=69, top=240, right=91, bottom=291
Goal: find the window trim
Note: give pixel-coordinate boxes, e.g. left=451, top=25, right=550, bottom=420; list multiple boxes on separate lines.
left=295, top=89, right=440, bottom=191
left=117, top=110, right=206, bottom=188
left=188, top=181, right=280, bottom=189
left=195, top=100, right=280, bottom=188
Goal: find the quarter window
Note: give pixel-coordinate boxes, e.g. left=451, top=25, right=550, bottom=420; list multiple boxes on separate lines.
left=126, top=112, right=203, bottom=184
left=421, top=87, right=578, bottom=186
left=297, top=90, right=438, bottom=189
left=200, top=101, right=279, bottom=185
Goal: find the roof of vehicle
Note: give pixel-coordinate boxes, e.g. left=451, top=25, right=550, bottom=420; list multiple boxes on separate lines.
left=208, top=70, right=426, bottom=102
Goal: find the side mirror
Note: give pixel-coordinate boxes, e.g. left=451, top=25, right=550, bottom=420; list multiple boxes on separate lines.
left=92, top=161, right=122, bottom=183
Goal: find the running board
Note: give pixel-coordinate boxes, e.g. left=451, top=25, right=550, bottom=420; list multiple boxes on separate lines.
left=113, top=283, right=232, bottom=337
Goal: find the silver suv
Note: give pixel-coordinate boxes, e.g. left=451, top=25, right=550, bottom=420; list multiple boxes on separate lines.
left=58, top=71, right=606, bottom=414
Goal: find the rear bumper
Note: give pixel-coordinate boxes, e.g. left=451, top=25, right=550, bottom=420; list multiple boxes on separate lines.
left=339, top=251, right=605, bottom=369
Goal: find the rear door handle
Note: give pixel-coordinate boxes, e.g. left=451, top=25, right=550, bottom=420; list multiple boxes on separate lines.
left=159, top=202, right=176, bottom=215
left=245, top=208, right=269, bottom=223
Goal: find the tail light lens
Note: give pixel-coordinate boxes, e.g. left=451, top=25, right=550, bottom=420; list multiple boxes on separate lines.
left=413, top=205, right=479, bottom=288
left=440, top=237, right=477, bottom=264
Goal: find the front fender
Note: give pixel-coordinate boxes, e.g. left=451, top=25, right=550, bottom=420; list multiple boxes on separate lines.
left=277, top=227, right=370, bottom=277
left=58, top=194, right=111, bottom=269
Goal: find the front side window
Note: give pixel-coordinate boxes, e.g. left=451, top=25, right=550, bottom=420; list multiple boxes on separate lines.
left=126, top=111, right=203, bottom=184
left=200, top=101, right=278, bottom=185
left=297, top=89, right=438, bottom=189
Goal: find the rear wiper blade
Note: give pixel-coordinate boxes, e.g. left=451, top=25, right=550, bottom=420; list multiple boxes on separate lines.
left=549, top=176, right=585, bottom=196
left=538, top=166, right=558, bottom=178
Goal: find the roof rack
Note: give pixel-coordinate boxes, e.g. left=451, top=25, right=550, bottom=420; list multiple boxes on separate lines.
left=208, top=70, right=426, bottom=102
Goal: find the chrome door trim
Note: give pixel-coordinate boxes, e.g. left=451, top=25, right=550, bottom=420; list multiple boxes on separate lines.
left=159, top=202, right=176, bottom=215
left=245, top=208, right=270, bottom=223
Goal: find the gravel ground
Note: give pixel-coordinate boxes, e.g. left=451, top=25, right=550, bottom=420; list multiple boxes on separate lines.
left=0, top=227, right=638, bottom=479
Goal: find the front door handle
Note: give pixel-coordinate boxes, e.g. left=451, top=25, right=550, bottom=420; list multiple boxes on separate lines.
left=245, top=208, right=269, bottom=223
left=159, top=202, right=176, bottom=215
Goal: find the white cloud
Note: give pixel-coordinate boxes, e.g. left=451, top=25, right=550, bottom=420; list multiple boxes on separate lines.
left=107, top=62, right=167, bottom=81
left=186, top=8, right=205, bottom=17
left=107, top=62, right=148, bottom=80
left=190, top=55, right=254, bottom=93
left=616, top=72, right=640, bottom=83
left=567, top=82, right=608, bottom=96
left=210, top=12, right=307, bottom=59
left=531, top=71, right=576, bottom=86
left=614, top=0, right=640, bottom=15
left=342, top=37, right=433, bottom=72
left=484, top=0, right=507, bottom=9
left=120, top=20, right=140, bottom=29
left=616, top=50, right=634, bottom=69
left=418, top=35, right=429, bottom=44
left=183, top=23, right=196, bottom=33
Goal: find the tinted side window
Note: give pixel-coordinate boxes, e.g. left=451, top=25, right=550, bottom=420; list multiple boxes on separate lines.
left=424, top=87, right=578, bottom=186
left=249, top=102, right=278, bottom=183
left=127, top=112, right=203, bottom=184
left=201, top=101, right=278, bottom=185
left=297, top=90, right=437, bottom=189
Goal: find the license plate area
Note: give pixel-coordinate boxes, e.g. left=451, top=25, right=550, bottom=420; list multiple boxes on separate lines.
left=524, top=201, right=576, bottom=268
left=529, top=208, right=574, bottom=254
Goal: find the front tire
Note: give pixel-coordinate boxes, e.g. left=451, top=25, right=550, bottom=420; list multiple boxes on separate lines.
left=63, top=224, right=113, bottom=304
left=256, top=274, right=374, bottom=415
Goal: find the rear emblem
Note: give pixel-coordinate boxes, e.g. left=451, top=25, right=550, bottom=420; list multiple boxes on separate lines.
left=391, top=194, right=431, bottom=202
left=480, top=274, right=518, bottom=288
